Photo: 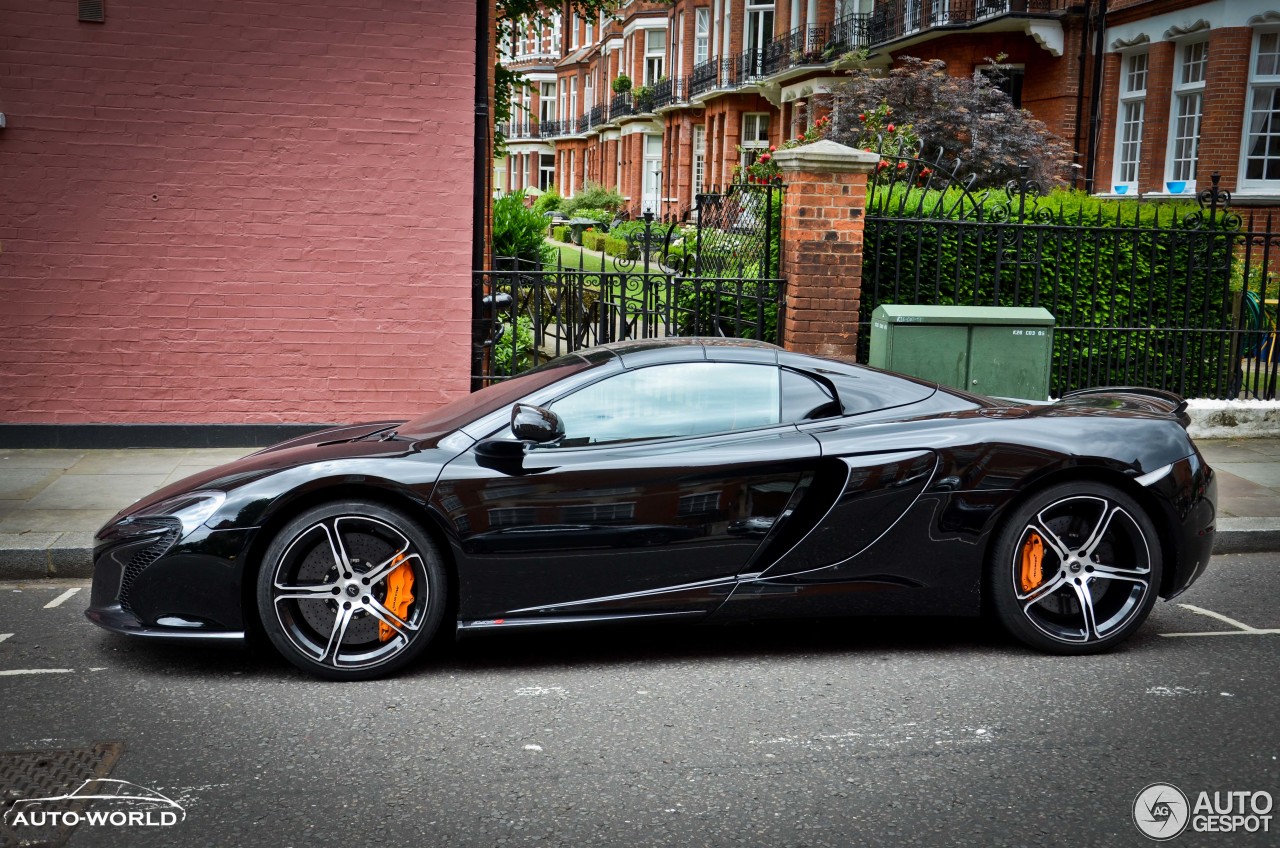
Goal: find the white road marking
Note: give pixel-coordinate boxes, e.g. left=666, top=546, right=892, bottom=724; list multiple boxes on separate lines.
left=523, top=744, right=544, bottom=752
left=43, top=588, right=81, bottom=609
left=0, top=633, right=12, bottom=644
left=0, top=669, right=74, bottom=676
left=1161, top=630, right=1280, bottom=637
left=1163, top=604, right=1280, bottom=636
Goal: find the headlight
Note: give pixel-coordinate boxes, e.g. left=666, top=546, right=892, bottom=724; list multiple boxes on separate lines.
left=131, top=491, right=226, bottom=536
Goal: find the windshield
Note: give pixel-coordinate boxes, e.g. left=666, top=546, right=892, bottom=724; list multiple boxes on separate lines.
left=397, top=354, right=597, bottom=440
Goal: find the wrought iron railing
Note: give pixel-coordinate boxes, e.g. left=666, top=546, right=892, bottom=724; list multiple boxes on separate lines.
left=868, top=0, right=1069, bottom=45
left=609, top=92, right=635, bottom=119
left=690, top=58, right=718, bottom=96
left=649, top=77, right=674, bottom=110
left=860, top=146, right=1251, bottom=400
left=537, top=120, right=567, bottom=138
left=500, top=121, right=540, bottom=140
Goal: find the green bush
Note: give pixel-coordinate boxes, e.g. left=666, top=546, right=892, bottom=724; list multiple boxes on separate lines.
left=551, top=225, right=570, bottom=243
left=493, top=191, right=549, bottom=263
left=861, top=186, right=1236, bottom=397
left=491, top=315, right=536, bottom=377
left=603, top=236, right=631, bottom=258
left=561, top=182, right=626, bottom=216
left=581, top=231, right=608, bottom=252
left=532, top=186, right=561, bottom=216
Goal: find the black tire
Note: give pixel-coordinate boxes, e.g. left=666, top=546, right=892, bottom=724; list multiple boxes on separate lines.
left=256, top=500, right=448, bottom=680
left=988, top=481, right=1162, bottom=655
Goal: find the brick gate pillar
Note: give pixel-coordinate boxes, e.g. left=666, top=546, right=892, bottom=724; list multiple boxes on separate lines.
left=771, top=139, right=878, bottom=358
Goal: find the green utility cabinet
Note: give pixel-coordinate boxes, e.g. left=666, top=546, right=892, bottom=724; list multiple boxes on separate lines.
left=869, top=305, right=1055, bottom=400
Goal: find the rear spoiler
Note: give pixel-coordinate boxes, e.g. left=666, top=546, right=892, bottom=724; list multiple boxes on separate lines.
left=1060, top=386, right=1189, bottom=424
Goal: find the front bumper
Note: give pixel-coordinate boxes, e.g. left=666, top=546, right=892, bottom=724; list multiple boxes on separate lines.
left=86, top=520, right=258, bottom=640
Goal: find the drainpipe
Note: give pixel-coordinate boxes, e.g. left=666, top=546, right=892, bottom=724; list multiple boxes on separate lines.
left=471, top=0, right=491, bottom=391
left=1084, top=0, right=1107, bottom=194
left=1071, top=0, right=1090, bottom=190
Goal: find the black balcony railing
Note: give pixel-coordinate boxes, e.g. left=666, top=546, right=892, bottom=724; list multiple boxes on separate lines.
left=649, top=77, right=673, bottom=110
left=538, top=120, right=567, bottom=138
left=609, top=91, right=635, bottom=119
left=690, top=58, right=718, bottom=96
left=868, top=0, right=1066, bottom=45
left=499, top=120, right=542, bottom=140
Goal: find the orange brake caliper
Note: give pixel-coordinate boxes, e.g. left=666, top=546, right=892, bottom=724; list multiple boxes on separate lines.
left=1019, top=533, right=1045, bottom=593
left=378, top=554, right=416, bottom=642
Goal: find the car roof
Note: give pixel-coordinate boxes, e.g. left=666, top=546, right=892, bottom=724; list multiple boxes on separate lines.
left=596, top=337, right=781, bottom=368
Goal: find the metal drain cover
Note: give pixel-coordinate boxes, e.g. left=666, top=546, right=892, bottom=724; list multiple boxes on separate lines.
left=0, top=743, right=123, bottom=848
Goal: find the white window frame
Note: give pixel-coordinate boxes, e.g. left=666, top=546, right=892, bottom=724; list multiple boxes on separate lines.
left=741, top=113, right=770, bottom=169
left=745, top=1, right=774, bottom=58
left=643, top=134, right=663, bottom=213
left=539, top=153, right=556, bottom=192
left=676, top=12, right=685, bottom=81
left=904, top=0, right=921, bottom=35
left=695, top=8, right=710, bottom=66
left=570, top=78, right=578, bottom=123
left=570, top=13, right=579, bottom=49
left=692, top=124, right=706, bottom=203
left=645, top=29, right=666, bottom=85
left=540, top=82, right=557, bottom=124
left=1242, top=28, right=1280, bottom=190
left=1112, top=49, right=1148, bottom=193
left=1165, top=38, right=1207, bottom=190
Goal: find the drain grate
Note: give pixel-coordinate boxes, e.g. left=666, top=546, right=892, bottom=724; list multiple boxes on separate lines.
left=0, top=743, right=123, bottom=848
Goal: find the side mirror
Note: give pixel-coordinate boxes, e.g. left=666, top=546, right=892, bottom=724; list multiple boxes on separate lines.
left=511, top=403, right=564, bottom=445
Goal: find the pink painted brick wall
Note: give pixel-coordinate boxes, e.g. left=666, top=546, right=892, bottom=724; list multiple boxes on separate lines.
left=0, top=0, right=476, bottom=424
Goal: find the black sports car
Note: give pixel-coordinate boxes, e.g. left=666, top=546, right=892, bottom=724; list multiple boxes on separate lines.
left=86, top=338, right=1216, bottom=680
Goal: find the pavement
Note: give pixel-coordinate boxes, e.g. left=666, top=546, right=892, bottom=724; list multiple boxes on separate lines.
left=2, top=439, right=1280, bottom=579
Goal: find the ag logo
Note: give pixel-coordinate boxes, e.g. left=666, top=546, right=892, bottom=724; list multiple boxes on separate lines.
left=1134, top=783, right=1190, bottom=840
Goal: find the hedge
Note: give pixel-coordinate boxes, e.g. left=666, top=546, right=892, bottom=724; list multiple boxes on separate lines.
left=861, top=186, right=1237, bottom=397
left=582, top=231, right=608, bottom=252
left=551, top=225, right=570, bottom=243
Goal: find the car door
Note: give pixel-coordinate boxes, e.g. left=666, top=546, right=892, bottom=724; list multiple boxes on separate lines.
left=435, top=361, right=822, bottom=621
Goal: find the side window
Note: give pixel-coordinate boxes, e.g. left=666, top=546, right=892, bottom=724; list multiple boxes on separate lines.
left=548, top=363, right=781, bottom=447
left=781, top=369, right=841, bottom=422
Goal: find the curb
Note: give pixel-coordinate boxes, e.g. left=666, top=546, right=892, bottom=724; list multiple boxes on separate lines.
left=0, top=535, right=94, bottom=580
left=0, top=521, right=1275, bottom=582
left=1212, top=518, right=1280, bottom=555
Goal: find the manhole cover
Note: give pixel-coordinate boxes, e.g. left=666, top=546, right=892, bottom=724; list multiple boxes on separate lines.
left=0, top=743, right=123, bottom=848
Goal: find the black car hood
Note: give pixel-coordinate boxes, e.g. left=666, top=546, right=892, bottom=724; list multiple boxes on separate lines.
left=114, top=421, right=417, bottom=520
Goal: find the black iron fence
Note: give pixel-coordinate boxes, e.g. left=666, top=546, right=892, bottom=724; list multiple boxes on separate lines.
left=861, top=147, right=1256, bottom=400
left=473, top=183, right=785, bottom=385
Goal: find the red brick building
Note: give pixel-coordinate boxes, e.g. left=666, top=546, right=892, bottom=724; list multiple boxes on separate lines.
left=499, top=1, right=1280, bottom=212
left=0, top=0, right=479, bottom=437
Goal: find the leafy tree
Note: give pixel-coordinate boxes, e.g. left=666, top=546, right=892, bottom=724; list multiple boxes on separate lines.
left=495, top=0, right=617, bottom=155
left=828, top=57, right=1074, bottom=189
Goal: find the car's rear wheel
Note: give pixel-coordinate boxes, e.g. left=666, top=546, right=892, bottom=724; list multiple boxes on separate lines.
left=256, top=500, right=447, bottom=680
left=989, top=482, right=1162, bottom=654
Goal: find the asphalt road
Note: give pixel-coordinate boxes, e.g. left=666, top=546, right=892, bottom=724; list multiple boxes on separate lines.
left=1, top=554, right=1277, bottom=848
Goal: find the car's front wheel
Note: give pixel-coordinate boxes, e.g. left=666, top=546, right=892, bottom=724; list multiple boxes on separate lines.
left=989, top=482, right=1162, bottom=654
left=256, top=500, right=447, bottom=680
